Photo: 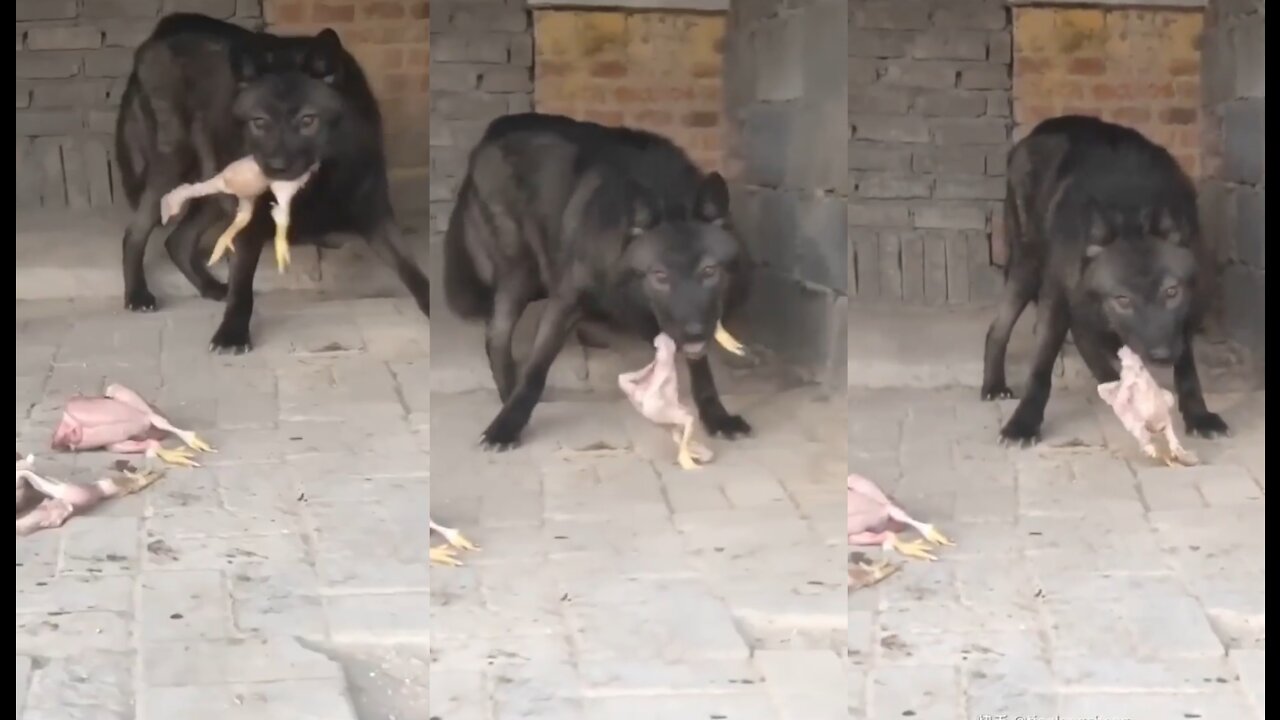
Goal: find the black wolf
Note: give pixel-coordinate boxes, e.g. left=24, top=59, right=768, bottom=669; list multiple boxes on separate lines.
left=444, top=112, right=752, bottom=450
left=115, top=13, right=429, bottom=352
left=982, top=114, right=1229, bottom=444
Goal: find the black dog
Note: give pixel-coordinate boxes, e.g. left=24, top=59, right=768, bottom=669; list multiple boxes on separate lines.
left=982, top=115, right=1229, bottom=444
left=115, top=13, right=429, bottom=352
left=444, top=112, right=752, bottom=450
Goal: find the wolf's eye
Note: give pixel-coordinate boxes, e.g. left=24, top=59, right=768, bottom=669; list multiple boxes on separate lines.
left=698, top=265, right=719, bottom=280
left=1112, top=295, right=1133, bottom=310
left=250, top=117, right=269, bottom=132
left=1164, top=285, right=1181, bottom=299
left=650, top=269, right=669, bottom=286
left=298, top=114, right=318, bottom=131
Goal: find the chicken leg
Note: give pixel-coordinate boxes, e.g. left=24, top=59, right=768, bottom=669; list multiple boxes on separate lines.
left=430, top=519, right=480, bottom=566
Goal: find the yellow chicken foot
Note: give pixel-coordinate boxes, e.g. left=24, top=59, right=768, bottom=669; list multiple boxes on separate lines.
left=430, top=520, right=480, bottom=552
left=148, top=446, right=202, bottom=468
left=207, top=198, right=254, bottom=266
left=430, top=545, right=464, bottom=566
left=918, top=523, right=954, bottom=547
left=853, top=558, right=899, bottom=585
left=273, top=223, right=291, bottom=273
left=271, top=202, right=291, bottom=273
left=886, top=533, right=938, bottom=561
left=117, top=469, right=165, bottom=494
left=676, top=420, right=703, bottom=470
left=171, top=430, right=216, bottom=454
left=713, top=321, right=746, bottom=356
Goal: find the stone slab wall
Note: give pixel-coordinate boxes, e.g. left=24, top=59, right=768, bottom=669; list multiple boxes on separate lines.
left=427, top=0, right=533, bottom=251
left=1200, top=0, right=1265, bottom=369
left=727, top=0, right=848, bottom=386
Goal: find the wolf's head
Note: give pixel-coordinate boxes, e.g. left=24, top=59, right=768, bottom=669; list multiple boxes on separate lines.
left=621, top=172, right=748, bottom=357
left=1082, top=206, right=1198, bottom=367
left=230, top=29, right=349, bottom=180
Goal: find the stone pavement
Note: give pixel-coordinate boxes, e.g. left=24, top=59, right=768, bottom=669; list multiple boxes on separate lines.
left=16, top=295, right=431, bottom=720
left=848, top=385, right=1266, bottom=719
left=428, top=317, right=848, bottom=719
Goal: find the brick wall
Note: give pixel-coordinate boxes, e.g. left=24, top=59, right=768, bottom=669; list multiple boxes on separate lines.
left=725, top=0, right=847, bottom=385
left=849, top=0, right=1009, bottom=306
left=532, top=9, right=725, bottom=172
left=1012, top=6, right=1204, bottom=177
left=263, top=0, right=430, bottom=215
left=1200, top=0, right=1264, bottom=367
left=15, top=0, right=264, bottom=210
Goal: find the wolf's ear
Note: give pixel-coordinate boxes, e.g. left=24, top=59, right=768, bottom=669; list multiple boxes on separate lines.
left=694, top=172, right=730, bottom=226
left=1148, top=207, right=1184, bottom=245
left=231, top=42, right=264, bottom=87
left=628, top=191, right=659, bottom=239
left=1083, top=209, right=1110, bottom=261
left=306, top=28, right=344, bottom=85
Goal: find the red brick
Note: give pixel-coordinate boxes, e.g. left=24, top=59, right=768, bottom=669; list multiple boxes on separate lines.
left=634, top=109, right=672, bottom=127
left=409, top=1, right=427, bottom=20
left=312, top=2, right=355, bottom=23
left=1160, top=106, right=1197, bottom=125
left=1112, top=106, right=1151, bottom=124
left=683, top=111, right=718, bottom=129
left=1068, top=57, right=1106, bottom=76
left=590, top=61, right=627, bottom=79
left=583, top=109, right=624, bottom=126
left=361, top=1, right=405, bottom=20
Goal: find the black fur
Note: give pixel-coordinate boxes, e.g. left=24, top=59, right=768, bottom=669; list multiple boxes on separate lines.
left=983, top=114, right=1228, bottom=444
left=115, top=13, right=428, bottom=350
left=444, top=112, right=752, bottom=450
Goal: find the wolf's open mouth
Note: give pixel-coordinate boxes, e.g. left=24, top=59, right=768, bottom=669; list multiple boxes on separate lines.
left=681, top=342, right=707, bottom=357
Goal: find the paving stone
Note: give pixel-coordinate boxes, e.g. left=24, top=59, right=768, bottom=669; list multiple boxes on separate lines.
left=324, top=593, right=429, bottom=642
left=755, top=650, right=846, bottom=720
left=16, top=611, right=133, bottom=657
left=139, top=680, right=358, bottom=720
left=23, top=651, right=133, bottom=720
left=581, top=693, right=778, bottom=720
left=138, top=570, right=231, bottom=641
left=141, top=637, right=343, bottom=687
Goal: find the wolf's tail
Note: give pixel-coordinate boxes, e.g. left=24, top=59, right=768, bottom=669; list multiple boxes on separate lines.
left=443, top=176, right=493, bottom=319
left=113, top=73, right=149, bottom=209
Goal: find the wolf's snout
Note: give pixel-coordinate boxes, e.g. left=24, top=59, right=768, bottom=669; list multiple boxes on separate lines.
left=682, top=322, right=707, bottom=340
left=1147, top=347, right=1174, bottom=364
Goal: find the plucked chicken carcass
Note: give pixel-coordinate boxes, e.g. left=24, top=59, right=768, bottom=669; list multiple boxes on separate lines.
left=50, top=383, right=215, bottom=468
left=618, top=323, right=746, bottom=470
left=159, top=156, right=316, bottom=274
left=1097, top=346, right=1199, bottom=466
left=17, top=453, right=163, bottom=535
left=848, top=472, right=953, bottom=573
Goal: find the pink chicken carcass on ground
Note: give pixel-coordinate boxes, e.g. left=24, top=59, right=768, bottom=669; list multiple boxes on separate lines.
left=847, top=472, right=954, bottom=581
left=159, top=156, right=317, bottom=274
left=429, top=518, right=480, bottom=567
left=50, top=383, right=215, bottom=468
left=16, top=453, right=163, bottom=536
left=1097, top=346, right=1199, bottom=466
left=618, top=333, right=715, bottom=470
